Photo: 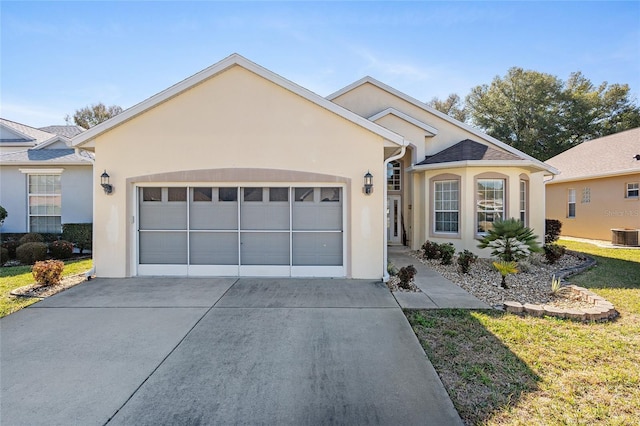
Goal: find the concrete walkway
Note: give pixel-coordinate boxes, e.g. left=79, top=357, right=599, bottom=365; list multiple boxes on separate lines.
left=1, top=277, right=463, bottom=425
left=388, top=246, right=491, bottom=310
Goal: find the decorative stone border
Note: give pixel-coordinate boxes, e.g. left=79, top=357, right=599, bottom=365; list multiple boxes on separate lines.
left=504, top=252, right=618, bottom=322
left=504, top=285, right=618, bottom=321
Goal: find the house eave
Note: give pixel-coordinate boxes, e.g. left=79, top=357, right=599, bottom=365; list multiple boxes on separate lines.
left=408, top=160, right=555, bottom=174
left=546, top=168, right=640, bottom=184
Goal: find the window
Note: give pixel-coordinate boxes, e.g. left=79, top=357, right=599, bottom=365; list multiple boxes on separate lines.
left=295, top=188, right=314, bottom=202
left=387, top=161, right=401, bottom=191
left=193, top=187, right=212, bottom=202
left=219, top=188, right=238, bottom=202
left=28, top=174, right=62, bottom=233
left=581, top=187, right=591, bottom=203
left=477, top=179, right=505, bottom=234
left=321, top=187, right=340, bottom=202
left=627, top=182, right=639, bottom=198
left=568, top=189, right=576, bottom=218
left=434, top=180, right=459, bottom=233
left=168, top=187, right=186, bottom=202
left=269, top=188, right=288, bottom=202
left=143, top=187, right=162, bottom=202
left=244, top=188, right=263, bottom=202
left=519, top=180, right=527, bottom=225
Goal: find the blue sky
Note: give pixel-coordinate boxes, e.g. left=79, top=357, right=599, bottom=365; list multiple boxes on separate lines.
left=2, top=1, right=639, bottom=127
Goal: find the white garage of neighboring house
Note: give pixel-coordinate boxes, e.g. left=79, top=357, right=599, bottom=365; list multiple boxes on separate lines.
left=72, top=54, right=554, bottom=280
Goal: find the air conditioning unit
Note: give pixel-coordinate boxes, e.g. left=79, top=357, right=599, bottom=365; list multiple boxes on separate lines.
left=611, top=229, right=639, bottom=247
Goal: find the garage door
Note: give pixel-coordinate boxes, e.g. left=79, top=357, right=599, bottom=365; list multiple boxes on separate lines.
left=136, top=186, right=344, bottom=277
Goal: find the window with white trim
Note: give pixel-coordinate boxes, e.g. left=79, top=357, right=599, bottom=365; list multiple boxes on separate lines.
left=477, top=179, right=505, bottom=234
left=519, top=180, right=527, bottom=225
left=434, top=180, right=459, bottom=233
left=581, top=187, right=591, bottom=203
left=387, top=161, right=401, bottom=191
left=28, top=174, right=62, bottom=233
left=568, top=189, right=576, bottom=218
left=627, top=182, right=639, bottom=198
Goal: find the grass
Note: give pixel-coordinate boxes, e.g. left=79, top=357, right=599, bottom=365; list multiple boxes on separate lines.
left=407, top=240, right=640, bottom=425
left=0, top=258, right=93, bottom=318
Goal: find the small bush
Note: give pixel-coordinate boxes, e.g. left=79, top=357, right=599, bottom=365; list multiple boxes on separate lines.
left=32, top=259, right=65, bottom=286
left=1, top=247, right=8, bottom=265
left=439, top=243, right=456, bottom=265
left=421, top=240, right=441, bottom=260
left=517, top=259, right=532, bottom=273
left=1, top=240, right=19, bottom=259
left=62, top=223, right=92, bottom=254
left=478, top=218, right=541, bottom=261
left=0, top=204, right=7, bottom=226
left=49, top=240, right=74, bottom=259
left=543, top=243, right=566, bottom=265
left=19, top=233, right=45, bottom=245
left=457, top=250, right=478, bottom=274
left=16, top=242, right=48, bottom=265
left=387, top=261, right=399, bottom=277
left=397, top=265, right=417, bottom=289
left=545, top=219, right=562, bottom=244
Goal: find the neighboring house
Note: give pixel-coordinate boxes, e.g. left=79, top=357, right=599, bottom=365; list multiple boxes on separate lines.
left=545, top=128, right=640, bottom=242
left=0, top=118, right=93, bottom=234
left=72, top=54, right=555, bottom=279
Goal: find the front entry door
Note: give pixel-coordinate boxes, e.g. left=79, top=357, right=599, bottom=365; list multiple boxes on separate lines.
left=387, top=195, right=402, bottom=245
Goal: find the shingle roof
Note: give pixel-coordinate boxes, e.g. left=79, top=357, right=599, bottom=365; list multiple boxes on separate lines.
left=416, top=139, right=522, bottom=165
left=1, top=118, right=55, bottom=144
left=39, top=125, right=85, bottom=138
left=0, top=148, right=94, bottom=164
left=546, top=128, right=640, bottom=182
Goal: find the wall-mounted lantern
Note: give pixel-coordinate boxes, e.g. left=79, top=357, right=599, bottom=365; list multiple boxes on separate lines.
left=363, top=171, right=373, bottom=195
left=100, top=170, right=113, bottom=195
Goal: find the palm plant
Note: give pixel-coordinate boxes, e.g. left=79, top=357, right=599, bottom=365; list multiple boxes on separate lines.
left=493, top=260, right=518, bottom=289
left=478, top=218, right=541, bottom=261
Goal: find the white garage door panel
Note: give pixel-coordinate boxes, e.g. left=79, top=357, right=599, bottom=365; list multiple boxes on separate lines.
left=137, top=186, right=345, bottom=277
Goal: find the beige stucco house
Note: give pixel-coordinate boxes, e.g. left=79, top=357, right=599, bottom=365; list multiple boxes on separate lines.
left=545, top=128, right=640, bottom=243
left=73, top=54, right=555, bottom=279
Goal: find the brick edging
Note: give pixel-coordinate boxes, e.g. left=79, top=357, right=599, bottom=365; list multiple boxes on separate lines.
left=504, top=252, right=618, bottom=322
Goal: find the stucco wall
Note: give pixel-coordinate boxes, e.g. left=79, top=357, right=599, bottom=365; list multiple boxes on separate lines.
left=411, top=166, right=546, bottom=256
left=0, top=165, right=92, bottom=233
left=546, top=175, right=640, bottom=241
left=90, top=65, right=388, bottom=278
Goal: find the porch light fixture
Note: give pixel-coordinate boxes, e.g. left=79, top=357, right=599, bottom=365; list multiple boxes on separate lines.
left=363, top=171, right=373, bottom=195
left=100, top=170, right=113, bottom=194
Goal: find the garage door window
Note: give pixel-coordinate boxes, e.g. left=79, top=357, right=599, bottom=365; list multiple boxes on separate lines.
left=138, top=186, right=344, bottom=276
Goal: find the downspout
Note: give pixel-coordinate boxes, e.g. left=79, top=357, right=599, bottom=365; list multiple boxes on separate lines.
left=382, top=143, right=407, bottom=282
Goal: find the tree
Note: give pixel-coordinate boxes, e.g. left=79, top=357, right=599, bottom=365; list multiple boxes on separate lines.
left=0, top=205, right=7, bottom=227
left=465, top=67, right=640, bottom=160
left=427, top=93, right=468, bottom=122
left=72, top=103, right=123, bottom=129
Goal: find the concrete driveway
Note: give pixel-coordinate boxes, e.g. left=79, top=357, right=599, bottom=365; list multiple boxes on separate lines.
left=1, top=278, right=463, bottom=425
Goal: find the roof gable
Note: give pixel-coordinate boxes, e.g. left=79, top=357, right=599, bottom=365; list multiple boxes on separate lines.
left=417, top=139, right=521, bottom=165
left=73, top=54, right=405, bottom=149
left=327, top=77, right=556, bottom=174
left=368, top=108, right=438, bottom=136
left=546, top=128, right=640, bottom=182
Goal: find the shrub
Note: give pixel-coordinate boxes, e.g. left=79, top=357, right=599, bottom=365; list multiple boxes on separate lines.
left=19, top=233, right=45, bottom=245
left=0, top=205, right=7, bottom=226
left=478, top=218, right=541, bottom=261
left=62, top=223, right=92, bottom=254
left=1, top=247, right=8, bottom=265
left=545, top=219, right=562, bottom=244
left=493, top=260, right=518, bottom=289
left=439, top=243, right=456, bottom=265
left=32, top=260, right=65, bottom=286
left=397, top=265, right=417, bottom=289
left=543, top=243, right=566, bottom=265
left=1, top=240, right=19, bottom=259
left=457, top=250, right=478, bottom=274
left=421, top=240, right=441, bottom=260
left=387, top=261, right=399, bottom=277
left=49, top=240, right=74, bottom=259
left=16, top=242, right=48, bottom=265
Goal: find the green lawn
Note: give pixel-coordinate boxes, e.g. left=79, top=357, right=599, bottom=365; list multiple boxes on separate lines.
left=0, top=258, right=93, bottom=318
left=407, top=240, right=640, bottom=425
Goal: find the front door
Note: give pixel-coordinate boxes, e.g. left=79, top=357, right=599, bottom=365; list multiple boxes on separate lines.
left=387, top=195, right=402, bottom=245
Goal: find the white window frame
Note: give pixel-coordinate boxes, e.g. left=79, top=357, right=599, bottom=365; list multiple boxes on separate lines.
left=626, top=182, right=639, bottom=198
left=387, top=161, right=401, bottom=191
left=582, top=187, right=591, bottom=203
left=20, top=168, right=64, bottom=233
left=434, top=180, right=459, bottom=234
left=519, top=180, right=527, bottom=226
left=476, top=178, right=506, bottom=235
left=568, top=189, right=576, bottom=218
